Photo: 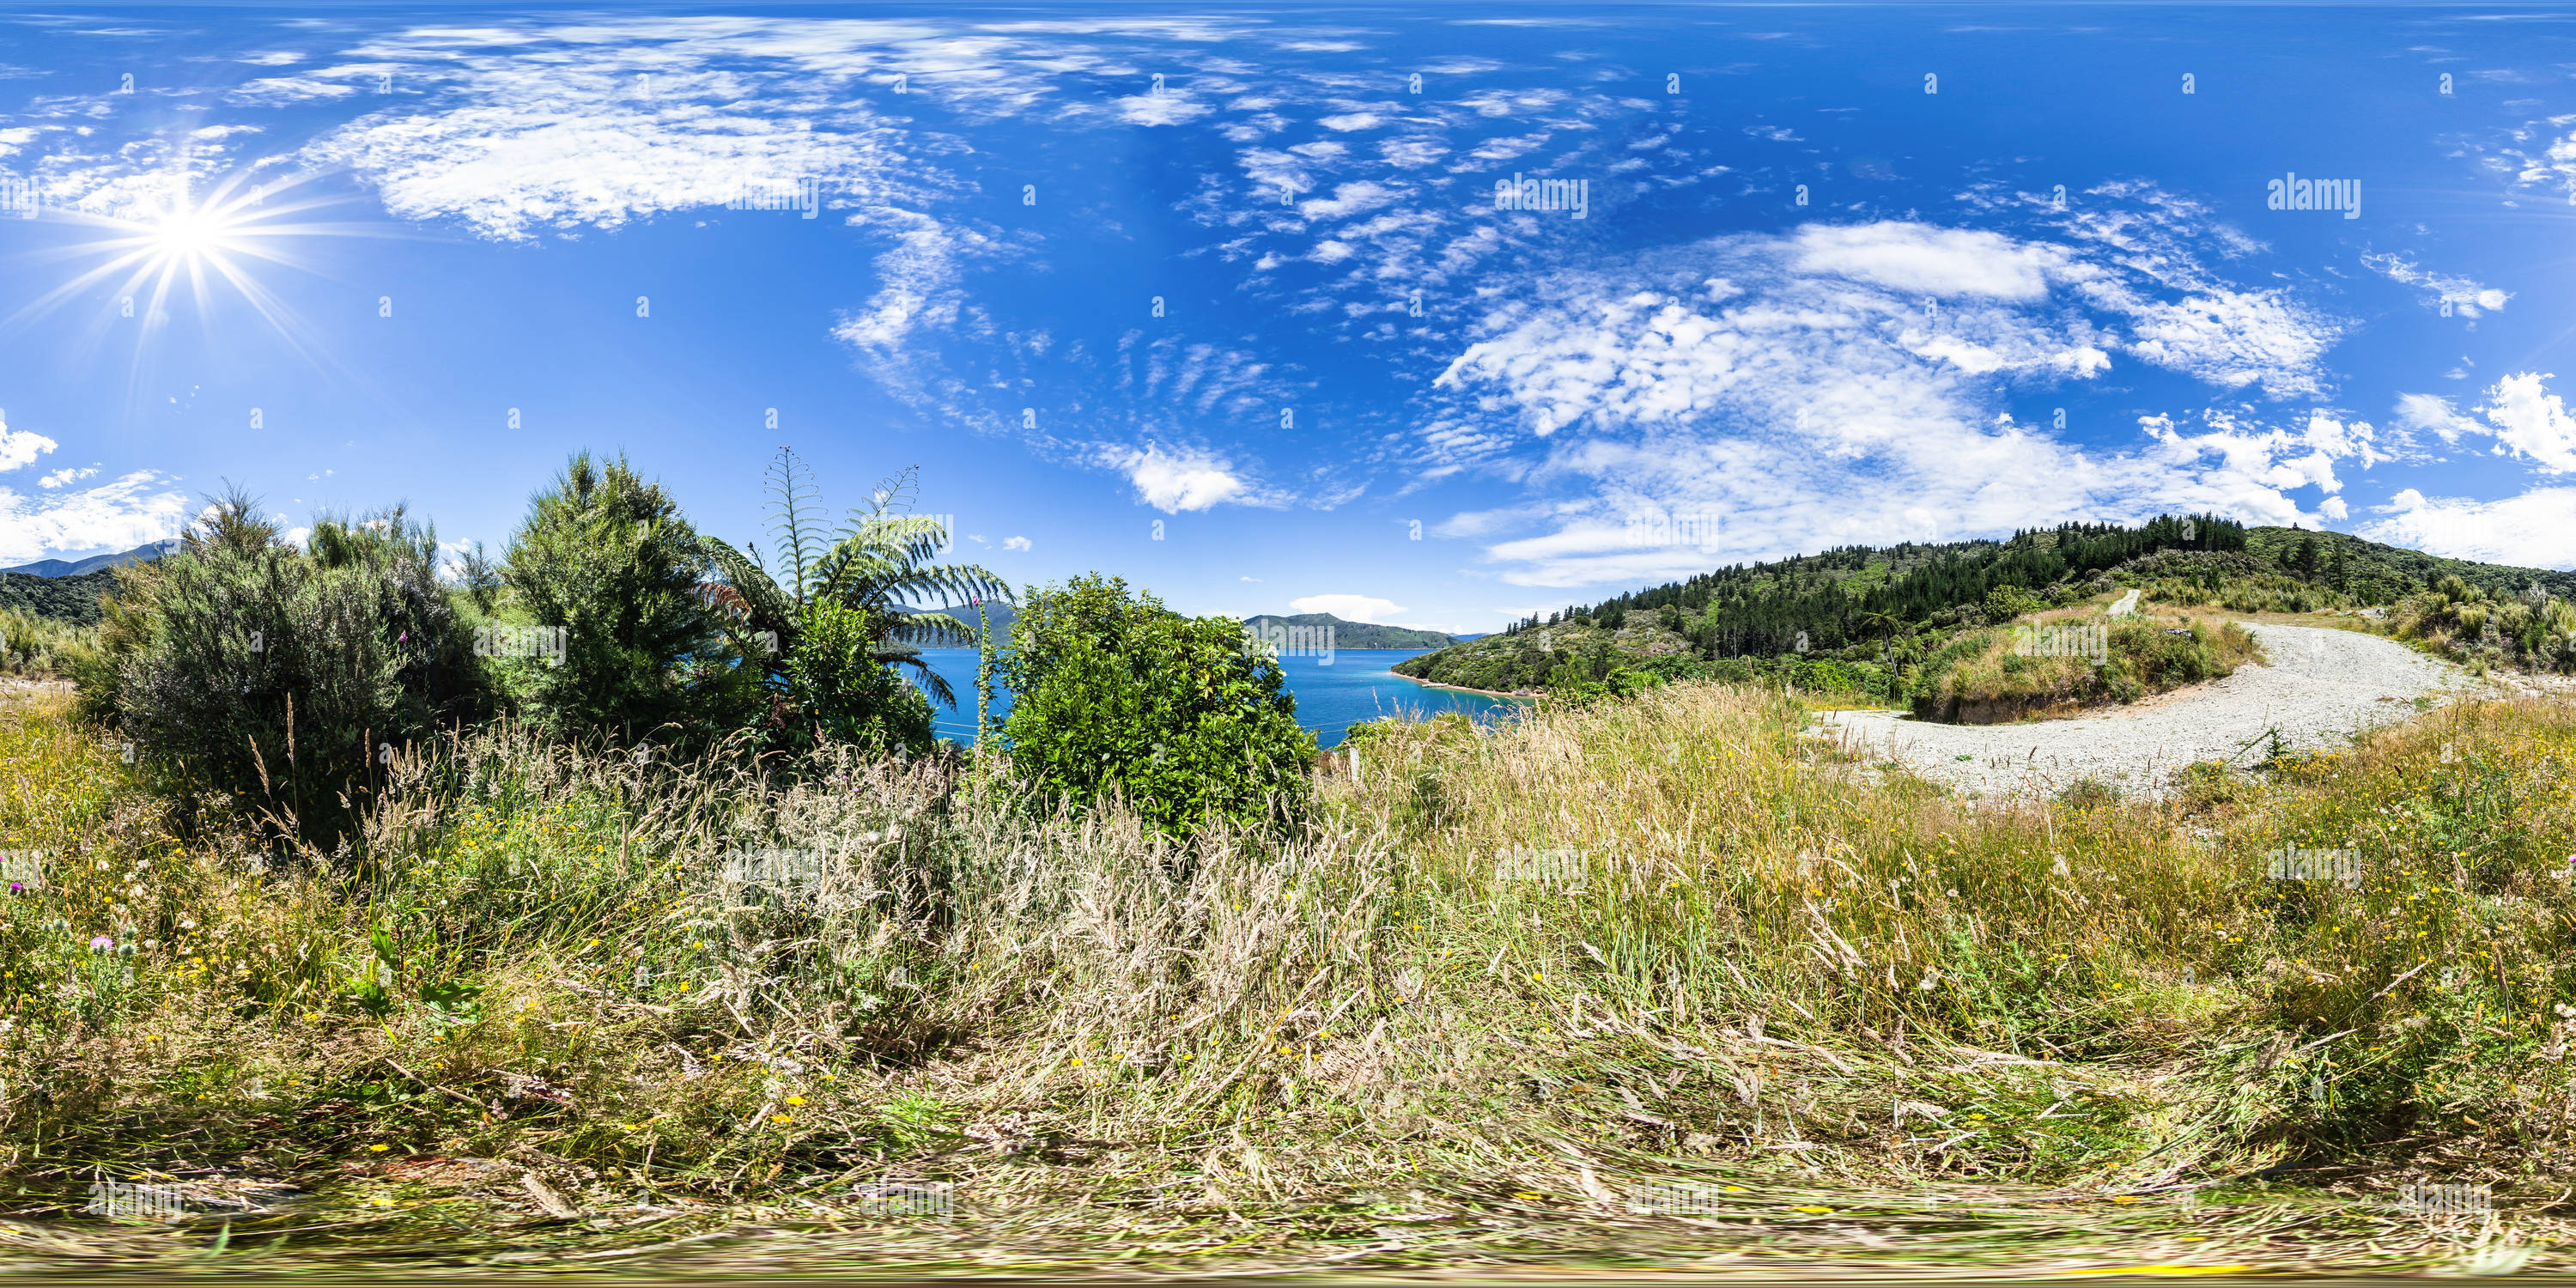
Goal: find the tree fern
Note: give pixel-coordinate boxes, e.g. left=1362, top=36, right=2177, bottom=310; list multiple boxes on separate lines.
left=700, top=454, right=1009, bottom=716
left=765, top=447, right=833, bottom=606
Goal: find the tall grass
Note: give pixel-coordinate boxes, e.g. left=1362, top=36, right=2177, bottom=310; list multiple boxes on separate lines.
left=4, top=678, right=2574, bottom=1232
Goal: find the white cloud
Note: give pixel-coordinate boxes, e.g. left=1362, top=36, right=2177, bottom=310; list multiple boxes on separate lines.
left=1113, top=94, right=1211, bottom=126
left=0, top=469, right=190, bottom=565
left=1289, top=593, right=1405, bottom=623
left=2360, top=485, right=2576, bottom=568
left=2362, top=252, right=2510, bottom=316
left=0, top=427, right=58, bottom=471
left=1317, top=112, right=1383, bottom=131
left=1002, top=535, right=1031, bottom=550
left=2474, top=372, right=2576, bottom=472
left=38, top=466, right=96, bottom=489
left=2112, top=289, right=2341, bottom=398
left=1787, top=222, right=2066, bottom=301
left=1297, top=179, right=1399, bottom=219
left=1424, top=216, right=2366, bottom=586
left=2392, top=392, right=2482, bottom=444
left=230, top=76, right=360, bottom=105
left=1120, top=444, right=1244, bottom=512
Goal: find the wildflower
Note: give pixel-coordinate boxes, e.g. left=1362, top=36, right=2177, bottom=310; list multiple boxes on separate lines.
left=368, top=1144, right=389, bottom=1152
left=88, top=935, right=112, bottom=951
left=784, top=1096, right=805, bottom=1106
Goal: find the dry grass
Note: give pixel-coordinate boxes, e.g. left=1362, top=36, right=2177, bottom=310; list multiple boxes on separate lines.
left=3, top=680, right=2576, bottom=1274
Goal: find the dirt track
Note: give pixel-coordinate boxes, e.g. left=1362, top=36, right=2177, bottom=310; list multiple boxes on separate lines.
left=1815, top=621, right=2482, bottom=800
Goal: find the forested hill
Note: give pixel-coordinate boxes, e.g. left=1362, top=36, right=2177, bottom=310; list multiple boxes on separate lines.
left=0, top=567, right=125, bottom=626
left=1513, top=515, right=2245, bottom=658
left=1394, top=517, right=2574, bottom=694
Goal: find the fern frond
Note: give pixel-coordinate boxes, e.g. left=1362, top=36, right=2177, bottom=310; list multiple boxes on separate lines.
left=763, top=447, right=830, bottom=606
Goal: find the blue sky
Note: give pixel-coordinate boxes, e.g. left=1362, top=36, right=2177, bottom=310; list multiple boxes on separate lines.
left=1, top=3, right=2572, bottom=633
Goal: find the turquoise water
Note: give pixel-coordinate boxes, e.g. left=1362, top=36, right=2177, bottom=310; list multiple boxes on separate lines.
left=907, top=648, right=1527, bottom=750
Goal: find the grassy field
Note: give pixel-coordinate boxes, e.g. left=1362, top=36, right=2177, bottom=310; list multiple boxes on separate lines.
left=4, top=678, right=2576, bottom=1275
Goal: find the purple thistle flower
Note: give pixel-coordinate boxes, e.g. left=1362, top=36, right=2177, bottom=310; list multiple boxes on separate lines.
left=88, top=935, right=112, bottom=951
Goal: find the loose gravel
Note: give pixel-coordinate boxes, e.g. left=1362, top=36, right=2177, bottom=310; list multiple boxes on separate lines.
left=1814, top=621, right=2482, bottom=801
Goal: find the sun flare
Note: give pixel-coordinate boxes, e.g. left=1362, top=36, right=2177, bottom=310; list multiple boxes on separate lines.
left=145, top=204, right=240, bottom=261
left=2, top=167, right=374, bottom=351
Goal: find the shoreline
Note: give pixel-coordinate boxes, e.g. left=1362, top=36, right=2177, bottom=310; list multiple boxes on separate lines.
left=1387, top=670, right=1537, bottom=702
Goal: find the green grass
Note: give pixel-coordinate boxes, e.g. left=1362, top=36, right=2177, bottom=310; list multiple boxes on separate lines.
left=5, top=682, right=2576, bottom=1273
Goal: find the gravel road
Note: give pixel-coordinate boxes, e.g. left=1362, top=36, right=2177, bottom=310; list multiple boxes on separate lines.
left=1814, top=621, right=2480, bottom=801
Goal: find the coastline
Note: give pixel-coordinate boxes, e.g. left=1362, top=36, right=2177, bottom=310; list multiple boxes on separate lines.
left=1387, top=670, right=1537, bottom=702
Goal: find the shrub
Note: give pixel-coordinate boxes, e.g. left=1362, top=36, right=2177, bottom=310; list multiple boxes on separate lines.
left=999, top=574, right=1315, bottom=837
left=79, top=494, right=479, bottom=845
left=0, top=606, right=95, bottom=677
left=500, top=453, right=745, bottom=745
left=779, top=599, right=934, bottom=756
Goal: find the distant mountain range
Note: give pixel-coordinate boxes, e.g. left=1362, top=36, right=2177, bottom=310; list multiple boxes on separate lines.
left=1238, top=613, right=1461, bottom=649
left=0, top=541, right=178, bottom=627
left=0, top=539, right=179, bottom=579
left=905, top=605, right=1461, bottom=650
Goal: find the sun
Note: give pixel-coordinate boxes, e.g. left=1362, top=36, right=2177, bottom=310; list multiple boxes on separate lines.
left=146, top=204, right=240, bottom=261
left=3, top=167, right=381, bottom=352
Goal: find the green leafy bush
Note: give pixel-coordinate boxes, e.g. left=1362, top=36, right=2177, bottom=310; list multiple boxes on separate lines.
left=779, top=599, right=934, bottom=755
left=1000, top=574, right=1315, bottom=837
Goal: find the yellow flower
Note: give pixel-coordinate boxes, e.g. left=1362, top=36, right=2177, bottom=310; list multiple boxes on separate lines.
left=784, top=1096, right=805, bottom=1106
left=368, top=1144, right=389, bottom=1152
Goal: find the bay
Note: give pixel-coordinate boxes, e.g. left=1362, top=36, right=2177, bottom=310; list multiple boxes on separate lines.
left=905, top=648, right=1528, bottom=750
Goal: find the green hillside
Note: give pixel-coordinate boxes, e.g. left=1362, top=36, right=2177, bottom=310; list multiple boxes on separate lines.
left=0, top=567, right=124, bottom=627
left=1395, top=518, right=2576, bottom=700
